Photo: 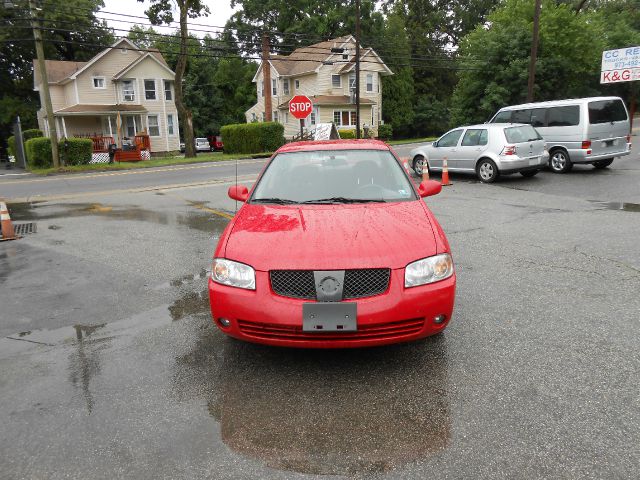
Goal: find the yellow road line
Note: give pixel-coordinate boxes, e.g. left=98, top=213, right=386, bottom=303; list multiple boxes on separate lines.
left=163, top=192, right=235, bottom=220
left=0, top=159, right=265, bottom=186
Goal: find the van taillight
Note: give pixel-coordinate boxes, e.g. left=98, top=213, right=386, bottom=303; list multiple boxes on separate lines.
left=581, top=141, right=591, bottom=149
left=502, top=145, right=516, bottom=155
left=627, top=135, right=631, bottom=143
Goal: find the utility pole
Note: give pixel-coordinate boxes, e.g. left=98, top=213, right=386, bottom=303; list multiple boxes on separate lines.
left=29, top=0, right=60, bottom=167
left=527, top=0, right=542, bottom=102
left=262, top=33, right=273, bottom=122
left=355, top=0, right=361, bottom=139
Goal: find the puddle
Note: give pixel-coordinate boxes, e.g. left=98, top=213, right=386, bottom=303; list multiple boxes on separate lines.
left=590, top=201, right=640, bottom=212
left=7, top=202, right=231, bottom=233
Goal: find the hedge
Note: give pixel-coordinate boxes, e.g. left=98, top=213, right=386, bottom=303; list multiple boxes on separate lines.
left=338, top=129, right=367, bottom=139
left=221, top=122, right=284, bottom=154
left=7, top=136, right=15, bottom=157
left=25, top=137, right=53, bottom=168
left=377, top=124, right=393, bottom=140
left=24, top=137, right=93, bottom=167
left=7, top=129, right=42, bottom=157
left=60, top=138, right=92, bottom=166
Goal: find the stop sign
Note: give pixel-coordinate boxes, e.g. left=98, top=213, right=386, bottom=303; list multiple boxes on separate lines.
left=289, top=95, right=313, bottom=120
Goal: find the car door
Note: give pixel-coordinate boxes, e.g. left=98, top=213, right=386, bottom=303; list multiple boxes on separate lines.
left=430, top=129, right=464, bottom=170
left=457, top=128, right=489, bottom=170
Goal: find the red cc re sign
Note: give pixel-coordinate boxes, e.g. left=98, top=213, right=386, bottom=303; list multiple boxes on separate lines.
left=289, top=95, right=313, bottom=119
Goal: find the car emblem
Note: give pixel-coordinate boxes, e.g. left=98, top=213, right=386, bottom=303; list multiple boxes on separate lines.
left=319, top=276, right=340, bottom=295
left=313, top=270, right=346, bottom=302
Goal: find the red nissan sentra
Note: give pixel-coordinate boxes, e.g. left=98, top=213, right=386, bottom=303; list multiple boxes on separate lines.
left=208, top=139, right=456, bottom=348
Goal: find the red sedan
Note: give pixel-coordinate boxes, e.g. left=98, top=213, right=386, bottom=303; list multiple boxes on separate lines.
left=208, top=139, right=456, bottom=348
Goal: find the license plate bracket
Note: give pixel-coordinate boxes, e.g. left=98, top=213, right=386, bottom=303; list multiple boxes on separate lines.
left=303, top=303, right=357, bottom=332
left=528, top=157, right=539, bottom=166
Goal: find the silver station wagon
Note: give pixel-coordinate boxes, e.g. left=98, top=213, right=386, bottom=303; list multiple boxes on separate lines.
left=410, top=123, right=549, bottom=183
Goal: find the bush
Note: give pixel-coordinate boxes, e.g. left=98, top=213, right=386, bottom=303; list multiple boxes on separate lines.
left=7, top=136, right=15, bottom=157
left=377, top=124, right=393, bottom=140
left=60, top=138, right=92, bottom=165
left=221, top=122, right=284, bottom=154
left=25, top=137, right=52, bottom=167
left=337, top=129, right=365, bottom=139
left=23, top=129, right=43, bottom=141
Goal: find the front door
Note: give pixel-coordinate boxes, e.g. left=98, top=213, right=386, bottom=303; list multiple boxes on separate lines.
left=431, top=129, right=463, bottom=169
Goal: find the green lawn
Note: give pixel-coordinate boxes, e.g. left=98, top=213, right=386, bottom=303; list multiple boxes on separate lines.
left=386, top=137, right=437, bottom=146
left=29, top=151, right=273, bottom=175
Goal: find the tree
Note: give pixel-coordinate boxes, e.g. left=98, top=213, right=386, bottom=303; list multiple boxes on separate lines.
left=138, top=0, right=210, bottom=158
left=450, top=0, right=606, bottom=126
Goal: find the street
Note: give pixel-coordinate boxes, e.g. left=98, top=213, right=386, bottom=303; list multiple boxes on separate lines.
left=1, top=144, right=639, bottom=479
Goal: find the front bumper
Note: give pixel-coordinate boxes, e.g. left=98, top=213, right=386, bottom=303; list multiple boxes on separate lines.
left=496, top=152, right=549, bottom=174
left=208, top=270, right=456, bottom=348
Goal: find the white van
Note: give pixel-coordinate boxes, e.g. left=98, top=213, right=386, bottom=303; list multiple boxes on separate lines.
left=489, top=97, right=631, bottom=173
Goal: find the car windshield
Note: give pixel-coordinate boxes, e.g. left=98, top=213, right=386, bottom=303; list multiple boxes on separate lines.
left=251, top=149, right=417, bottom=204
left=504, top=125, right=542, bottom=143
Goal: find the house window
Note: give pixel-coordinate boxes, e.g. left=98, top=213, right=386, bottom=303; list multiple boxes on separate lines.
left=283, top=79, right=289, bottom=95
left=260, top=81, right=264, bottom=97
left=342, top=50, right=349, bottom=60
left=251, top=112, right=257, bottom=122
left=272, top=79, right=277, bottom=95
left=284, top=112, right=288, bottom=123
left=366, top=74, right=373, bottom=92
left=120, top=48, right=127, bottom=54
left=310, top=110, right=316, bottom=125
left=144, top=80, right=156, bottom=100
left=92, top=77, right=105, bottom=89
left=273, top=111, right=278, bottom=123
left=332, top=74, right=341, bottom=88
left=125, top=116, right=136, bottom=137
left=333, top=110, right=356, bottom=127
left=295, top=79, right=300, bottom=90
left=122, top=80, right=135, bottom=101
left=262, top=112, right=266, bottom=122
left=164, top=80, right=172, bottom=101
left=167, top=114, right=175, bottom=135
left=147, top=115, right=160, bottom=136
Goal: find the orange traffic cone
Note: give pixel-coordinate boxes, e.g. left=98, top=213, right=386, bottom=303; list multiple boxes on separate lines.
left=0, top=201, right=17, bottom=241
left=422, top=158, right=430, bottom=182
left=441, top=157, right=452, bottom=186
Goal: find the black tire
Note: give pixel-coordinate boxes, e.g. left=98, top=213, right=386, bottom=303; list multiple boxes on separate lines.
left=593, top=158, right=614, bottom=169
left=549, top=149, right=572, bottom=173
left=412, top=155, right=427, bottom=176
left=520, top=169, right=539, bottom=178
left=476, top=158, right=499, bottom=183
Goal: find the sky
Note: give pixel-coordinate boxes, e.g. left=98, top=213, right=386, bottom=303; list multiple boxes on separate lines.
left=101, top=0, right=238, bottom=38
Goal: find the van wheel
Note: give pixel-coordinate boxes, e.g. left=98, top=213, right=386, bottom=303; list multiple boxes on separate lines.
left=476, top=158, right=499, bottom=183
left=413, top=155, right=427, bottom=176
left=549, top=149, right=572, bottom=173
left=593, top=158, right=613, bottom=169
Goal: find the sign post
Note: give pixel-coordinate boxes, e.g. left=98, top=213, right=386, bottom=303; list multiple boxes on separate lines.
left=289, top=95, right=313, bottom=140
left=601, top=46, right=640, bottom=129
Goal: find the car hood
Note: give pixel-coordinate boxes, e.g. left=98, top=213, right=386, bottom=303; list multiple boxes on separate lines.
left=223, top=202, right=437, bottom=271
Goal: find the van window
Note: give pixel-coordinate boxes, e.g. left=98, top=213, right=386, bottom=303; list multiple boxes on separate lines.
left=529, top=108, right=546, bottom=127
left=588, top=99, right=628, bottom=124
left=512, top=109, right=531, bottom=124
left=493, top=111, right=511, bottom=123
left=547, top=106, right=579, bottom=127
left=504, top=125, right=542, bottom=143
left=462, top=129, right=488, bottom=146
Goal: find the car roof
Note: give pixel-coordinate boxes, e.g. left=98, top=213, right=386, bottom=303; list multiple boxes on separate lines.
left=276, top=139, right=390, bottom=154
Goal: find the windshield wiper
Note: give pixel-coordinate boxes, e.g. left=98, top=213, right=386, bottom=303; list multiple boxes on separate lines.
left=301, top=197, right=386, bottom=204
left=251, top=197, right=298, bottom=204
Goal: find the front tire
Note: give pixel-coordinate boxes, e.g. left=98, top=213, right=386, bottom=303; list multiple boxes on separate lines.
left=520, top=170, right=539, bottom=178
left=413, top=155, right=427, bottom=177
left=549, top=149, right=572, bottom=173
left=593, top=158, right=614, bottom=169
left=476, top=158, right=499, bottom=183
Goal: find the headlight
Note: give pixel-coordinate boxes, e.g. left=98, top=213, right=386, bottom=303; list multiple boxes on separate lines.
left=405, top=254, right=454, bottom=287
left=211, top=258, right=255, bottom=290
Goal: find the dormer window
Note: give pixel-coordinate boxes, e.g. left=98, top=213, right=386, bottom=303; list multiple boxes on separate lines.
left=342, top=49, right=349, bottom=60
left=122, top=80, right=135, bottom=101
left=121, top=48, right=127, bottom=54
left=92, top=77, right=105, bottom=89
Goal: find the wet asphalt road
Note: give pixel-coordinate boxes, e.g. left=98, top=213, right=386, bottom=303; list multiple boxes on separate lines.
left=1, top=145, right=640, bottom=479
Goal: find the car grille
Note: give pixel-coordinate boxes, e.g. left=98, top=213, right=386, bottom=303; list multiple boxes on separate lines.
left=237, top=318, right=425, bottom=343
left=270, top=269, right=390, bottom=300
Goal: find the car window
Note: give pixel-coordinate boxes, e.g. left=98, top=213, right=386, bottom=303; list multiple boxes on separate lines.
left=251, top=149, right=417, bottom=203
left=461, top=129, right=488, bottom=146
left=492, top=111, right=511, bottom=123
left=504, top=125, right=542, bottom=143
left=547, top=106, right=579, bottom=127
left=588, top=99, right=628, bottom=124
left=437, top=130, right=463, bottom=147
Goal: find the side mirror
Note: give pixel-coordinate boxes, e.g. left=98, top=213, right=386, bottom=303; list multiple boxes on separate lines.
left=228, top=185, right=249, bottom=202
left=418, top=180, right=442, bottom=198
left=432, top=141, right=438, bottom=147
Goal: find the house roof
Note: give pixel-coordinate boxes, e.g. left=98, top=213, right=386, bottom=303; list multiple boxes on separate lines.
left=33, top=60, right=87, bottom=85
left=54, top=104, right=148, bottom=115
left=255, top=35, right=392, bottom=81
left=276, top=95, right=375, bottom=109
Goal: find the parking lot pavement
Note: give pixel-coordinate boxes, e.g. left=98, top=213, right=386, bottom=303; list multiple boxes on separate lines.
left=1, top=169, right=640, bottom=478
